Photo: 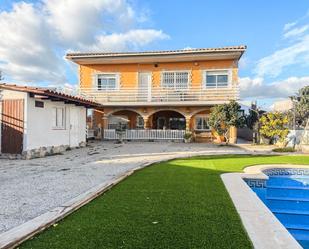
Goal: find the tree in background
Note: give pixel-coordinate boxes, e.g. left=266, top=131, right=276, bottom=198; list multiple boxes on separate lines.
left=0, top=70, right=3, bottom=81
left=246, top=109, right=258, bottom=130
left=259, top=112, right=289, bottom=145
left=208, top=100, right=245, bottom=144
left=290, top=85, right=309, bottom=128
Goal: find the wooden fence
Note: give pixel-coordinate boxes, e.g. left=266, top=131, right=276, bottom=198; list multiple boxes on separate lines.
left=103, top=129, right=185, bottom=140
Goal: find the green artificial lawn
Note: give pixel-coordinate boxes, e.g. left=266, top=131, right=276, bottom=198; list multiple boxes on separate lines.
left=21, top=155, right=309, bottom=249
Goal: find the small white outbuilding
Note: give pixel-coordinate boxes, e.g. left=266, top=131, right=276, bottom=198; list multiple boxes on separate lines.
left=0, top=83, right=101, bottom=158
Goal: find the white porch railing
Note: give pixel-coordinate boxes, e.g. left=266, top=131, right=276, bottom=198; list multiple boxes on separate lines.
left=78, top=86, right=239, bottom=105
left=103, top=129, right=185, bottom=140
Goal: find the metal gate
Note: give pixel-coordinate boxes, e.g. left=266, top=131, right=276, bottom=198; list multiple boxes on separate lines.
left=1, top=99, right=24, bottom=154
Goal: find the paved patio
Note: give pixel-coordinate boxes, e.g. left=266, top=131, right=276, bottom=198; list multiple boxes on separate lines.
left=0, top=141, right=247, bottom=234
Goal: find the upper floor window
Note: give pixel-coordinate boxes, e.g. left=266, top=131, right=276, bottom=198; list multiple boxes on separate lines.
left=204, top=70, right=230, bottom=88
left=161, top=71, right=189, bottom=89
left=97, top=74, right=119, bottom=90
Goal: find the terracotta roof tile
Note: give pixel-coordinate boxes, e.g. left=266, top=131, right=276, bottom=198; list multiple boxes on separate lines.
left=66, top=45, right=247, bottom=58
left=0, top=83, right=101, bottom=108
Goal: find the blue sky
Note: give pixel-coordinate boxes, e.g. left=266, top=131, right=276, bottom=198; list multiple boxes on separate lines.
left=1, top=0, right=309, bottom=108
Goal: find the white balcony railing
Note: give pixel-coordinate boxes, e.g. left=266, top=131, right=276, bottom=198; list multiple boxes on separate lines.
left=103, top=129, right=185, bottom=140
left=78, top=86, right=239, bottom=105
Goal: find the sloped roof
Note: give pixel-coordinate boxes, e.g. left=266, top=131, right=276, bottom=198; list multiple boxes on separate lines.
left=66, top=45, right=247, bottom=57
left=0, top=83, right=101, bottom=108
left=66, top=45, right=247, bottom=64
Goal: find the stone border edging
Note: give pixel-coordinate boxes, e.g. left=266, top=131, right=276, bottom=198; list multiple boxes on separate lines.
left=0, top=151, right=249, bottom=249
left=221, top=164, right=309, bottom=249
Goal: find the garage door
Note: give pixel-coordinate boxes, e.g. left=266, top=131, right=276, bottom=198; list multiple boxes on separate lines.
left=1, top=99, right=24, bottom=154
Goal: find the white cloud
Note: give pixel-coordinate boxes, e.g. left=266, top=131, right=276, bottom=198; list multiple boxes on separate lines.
left=284, top=21, right=297, bottom=31
left=0, top=0, right=169, bottom=84
left=43, top=0, right=136, bottom=46
left=255, top=35, right=309, bottom=78
left=238, top=56, right=250, bottom=70
left=283, top=25, right=309, bottom=39
left=89, top=29, right=169, bottom=51
left=0, top=2, right=65, bottom=83
left=240, top=76, right=309, bottom=99
left=255, top=15, right=309, bottom=78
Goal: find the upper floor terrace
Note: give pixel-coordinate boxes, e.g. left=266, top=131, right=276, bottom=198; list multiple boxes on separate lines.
left=77, top=70, right=239, bottom=106
left=67, top=46, right=246, bottom=106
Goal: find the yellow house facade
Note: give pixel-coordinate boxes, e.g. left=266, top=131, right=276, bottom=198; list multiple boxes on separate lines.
left=66, top=46, right=246, bottom=142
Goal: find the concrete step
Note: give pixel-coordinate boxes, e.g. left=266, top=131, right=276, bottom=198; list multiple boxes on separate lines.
left=267, top=186, right=309, bottom=199
left=268, top=177, right=309, bottom=188
left=266, top=197, right=309, bottom=211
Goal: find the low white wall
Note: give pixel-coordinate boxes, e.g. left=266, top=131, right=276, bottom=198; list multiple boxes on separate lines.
left=25, top=96, right=86, bottom=151
left=287, top=129, right=308, bottom=147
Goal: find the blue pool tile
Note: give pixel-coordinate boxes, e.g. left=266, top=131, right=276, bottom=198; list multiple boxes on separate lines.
left=247, top=168, right=309, bottom=249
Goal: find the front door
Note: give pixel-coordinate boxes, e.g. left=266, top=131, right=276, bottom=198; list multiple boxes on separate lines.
left=138, top=72, right=151, bottom=102
left=69, top=107, right=80, bottom=147
left=1, top=99, right=24, bottom=154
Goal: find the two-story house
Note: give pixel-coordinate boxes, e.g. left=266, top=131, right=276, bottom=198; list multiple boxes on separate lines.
left=66, top=46, right=246, bottom=142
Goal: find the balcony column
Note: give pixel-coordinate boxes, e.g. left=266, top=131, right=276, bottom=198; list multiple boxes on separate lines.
left=143, top=115, right=151, bottom=129
left=102, top=114, right=109, bottom=129
left=185, top=116, right=192, bottom=131
left=229, top=126, right=237, bottom=144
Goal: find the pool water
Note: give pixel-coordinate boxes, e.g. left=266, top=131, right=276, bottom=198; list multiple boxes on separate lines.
left=246, top=168, right=309, bottom=249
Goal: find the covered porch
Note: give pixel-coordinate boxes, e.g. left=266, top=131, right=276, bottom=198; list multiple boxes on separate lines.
left=93, top=107, right=217, bottom=142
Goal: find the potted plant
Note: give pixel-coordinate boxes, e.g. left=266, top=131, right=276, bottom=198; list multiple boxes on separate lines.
left=211, top=130, right=222, bottom=143
left=183, top=130, right=193, bottom=143
left=208, top=101, right=245, bottom=144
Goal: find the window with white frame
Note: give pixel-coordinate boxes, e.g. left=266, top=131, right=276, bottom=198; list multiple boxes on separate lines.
left=161, top=71, right=189, bottom=89
left=204, top=70, right=230, bottom=88
left=52, top=107, right=65, bottom=129
left=195, top=115, right=210, bottom=131
left=97, top=74, right=118, bottom=90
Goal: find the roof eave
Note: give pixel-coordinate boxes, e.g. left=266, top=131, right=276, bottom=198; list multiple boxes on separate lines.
left=66, top=51, right=245, bottom=65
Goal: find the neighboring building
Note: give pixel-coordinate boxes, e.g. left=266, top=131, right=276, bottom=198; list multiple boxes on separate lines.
left=0, top=84, right=100, bottom=157
left=273, top=99, right=294, bottom=112
left=66, top=46, right=246, bottom=142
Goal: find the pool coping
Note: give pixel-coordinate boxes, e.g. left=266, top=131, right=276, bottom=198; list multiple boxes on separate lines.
left=221, top=164, right=309, bottom=249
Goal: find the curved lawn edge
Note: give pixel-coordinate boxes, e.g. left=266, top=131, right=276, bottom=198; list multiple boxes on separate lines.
left=221, top=164, right=309, bottom=249
left=0, top=152, right=249, bottom=249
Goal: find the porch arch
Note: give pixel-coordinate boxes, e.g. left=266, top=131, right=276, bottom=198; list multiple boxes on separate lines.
left=147, top=109, right=186, bottom=130
left=105, top=108, right=144, bottom=117
left=190, top=107, right=212, bottom=117
left=147, top=108, right=187, bottom=118
left=106, top=109, right=144, bottom=129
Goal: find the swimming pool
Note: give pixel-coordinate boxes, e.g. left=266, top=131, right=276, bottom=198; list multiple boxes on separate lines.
left=246, top=168, right=309, bottom=249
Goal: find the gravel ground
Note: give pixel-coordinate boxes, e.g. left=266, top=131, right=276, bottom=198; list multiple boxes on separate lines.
left=0, top=141, right=247, bottom=234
